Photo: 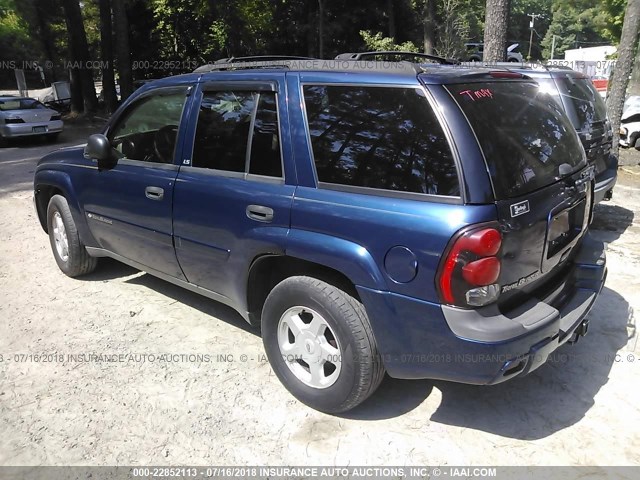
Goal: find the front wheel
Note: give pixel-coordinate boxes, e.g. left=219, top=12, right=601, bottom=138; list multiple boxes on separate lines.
left=261, top=276, right=385, bottom=413
left=47, top=194, right=98, bottom=277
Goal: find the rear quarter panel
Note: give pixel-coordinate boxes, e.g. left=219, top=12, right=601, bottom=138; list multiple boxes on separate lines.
left=286, top=72, right=497, bottom=301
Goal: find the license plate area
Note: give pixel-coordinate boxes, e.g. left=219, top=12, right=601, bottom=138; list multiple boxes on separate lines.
left=32, top=126, right=47, bottom=133
left=547, top=200, right=586, bottom=259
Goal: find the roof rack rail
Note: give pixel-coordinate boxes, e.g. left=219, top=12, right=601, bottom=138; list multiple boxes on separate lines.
left=462, top=61, right=577, bottom=73
left=335, top=51, right=460, bottom=65
left=194, top=55, right=318, bottom=73
left=214, top=55, right=316, bottom=64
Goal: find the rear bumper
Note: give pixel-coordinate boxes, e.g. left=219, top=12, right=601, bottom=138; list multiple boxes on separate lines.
left=358, top=232, right=606, bottom=384
left=0, top=121, right=63, bottom=138
left=594, top=163, right=617, bottom=203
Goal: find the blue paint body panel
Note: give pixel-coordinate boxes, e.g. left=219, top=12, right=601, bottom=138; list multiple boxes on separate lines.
left=33, top=64, right=607, bottom=384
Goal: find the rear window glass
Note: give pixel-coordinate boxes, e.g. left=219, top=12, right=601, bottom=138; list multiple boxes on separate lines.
left=0, top=98, right=46, bottom=111
left=303, top=85, right=459, bottom=196
left=447, top=82, right=585, bottom=199
left=554, top=76, right=608, bottom=131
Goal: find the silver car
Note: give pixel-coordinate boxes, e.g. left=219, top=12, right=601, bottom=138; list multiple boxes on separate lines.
left=0, top=96, right=63, bottom=146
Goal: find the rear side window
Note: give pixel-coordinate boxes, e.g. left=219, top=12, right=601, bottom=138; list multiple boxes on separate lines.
left=192, top=91, right=282, bottom=177
left=303, top=85, right=459, bottom=196
left=447, top=82, right=586, bottom=199
left=555, top=76, right=608, bottom=131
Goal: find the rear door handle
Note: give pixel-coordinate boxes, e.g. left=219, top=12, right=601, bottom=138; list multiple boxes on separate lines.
left=246, top=204, right=274, bottom=223
left=145, top=186, right=164, bottom=201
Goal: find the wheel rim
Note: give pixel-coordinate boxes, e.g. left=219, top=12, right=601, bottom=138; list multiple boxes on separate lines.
left=277, top=306, right=342, bottom=389
left=52, top=211, right=69, bottom=262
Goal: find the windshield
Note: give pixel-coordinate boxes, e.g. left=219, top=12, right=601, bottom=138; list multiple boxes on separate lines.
left=0, top=98, right=47, bottom=111
left=447, top=81, right=586, bottom=199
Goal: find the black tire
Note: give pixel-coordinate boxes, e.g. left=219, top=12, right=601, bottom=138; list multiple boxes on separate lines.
left=48, top=132, right=60, bottom=143
left=0, top=134, right=7, bottom=147
left=46, top=194, right=98, bottom=277
left=262, top=276, right=385, bottom=413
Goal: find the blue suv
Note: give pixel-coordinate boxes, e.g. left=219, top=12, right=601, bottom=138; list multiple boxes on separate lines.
left=34, top=57, right=607, bottom=413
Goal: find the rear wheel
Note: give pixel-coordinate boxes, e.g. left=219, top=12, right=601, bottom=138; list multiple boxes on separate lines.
left=48, top=132, right=60, bottom=143
left=47, top=194, right=98, bottom=277
left=261, top=276, right=384, bottom=413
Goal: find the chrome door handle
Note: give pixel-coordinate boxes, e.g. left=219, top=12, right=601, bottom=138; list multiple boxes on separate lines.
left=246, top=205, right=274, bottom=223
left=145, top=186, right=164, bottom=201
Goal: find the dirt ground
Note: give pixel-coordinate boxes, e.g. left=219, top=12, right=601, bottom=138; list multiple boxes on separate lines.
left=0, top=127, right=639, bottom=467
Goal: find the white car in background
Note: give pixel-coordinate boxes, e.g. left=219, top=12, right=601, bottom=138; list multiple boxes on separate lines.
left=0, top=96, right=63, bottom=146
left=620, top=96, right=640, bottom=149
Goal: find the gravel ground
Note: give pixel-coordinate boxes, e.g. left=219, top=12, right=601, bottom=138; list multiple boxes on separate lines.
left=0, top=127, right=639, bottom=466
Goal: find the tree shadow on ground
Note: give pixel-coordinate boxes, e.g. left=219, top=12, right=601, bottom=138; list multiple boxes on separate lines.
left=590, top=203, right=635, bottom=243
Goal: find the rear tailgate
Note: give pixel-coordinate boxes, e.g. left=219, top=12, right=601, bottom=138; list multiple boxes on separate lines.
left=445, top=80, right=593, bottom=303
left=494, top=168, right=593, bottom=305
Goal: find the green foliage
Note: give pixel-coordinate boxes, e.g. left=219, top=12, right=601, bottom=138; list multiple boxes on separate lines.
left=1, top=0, right=634, bottom=85
left=359, top=30, right=419, bottom=52
left=541, top=0, right=624, bottom=59
left=0, top=0, right=39, bottom=61
left=601, top=0, right=626, bottom=43
left=435, top=0, right=472, bottom=58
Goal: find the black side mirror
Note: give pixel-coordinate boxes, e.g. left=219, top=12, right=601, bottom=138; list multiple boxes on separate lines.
left=84, top=134, right=116, bottom=170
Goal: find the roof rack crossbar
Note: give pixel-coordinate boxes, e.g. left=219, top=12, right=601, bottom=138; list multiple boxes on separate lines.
left=335, top=51, right=460, bottom=65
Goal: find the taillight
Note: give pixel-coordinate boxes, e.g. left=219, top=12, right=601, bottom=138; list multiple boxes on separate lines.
left=438, top=226, right=502, bottom=308
left=4, top=117, right=24, bottom=124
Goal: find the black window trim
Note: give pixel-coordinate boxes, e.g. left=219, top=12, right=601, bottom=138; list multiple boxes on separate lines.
left=118, top=158, right=180, bottom=171
left=244, top=92, right=260, bottom=173
left=179, top=165, right=285, bottom=185
left=201, top=81, right=278, bottom=93
left=300, top=81, right=463, bottom=203
left=188, top=84, right=286, bottom=182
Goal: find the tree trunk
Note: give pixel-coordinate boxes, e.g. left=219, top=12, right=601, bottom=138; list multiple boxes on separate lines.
left=387, top=0, right=396, bottom=40
left=99, top=0, right=118, bottom=113
left=61, top=0, right=98, bottom=113
left=68, top=67, right=83, bottom=113
left=34, top=1, right=58, bottom=83
left=607, top=0, right=640, bottom=161
left=112, top=0, right=133, bottom=100
left=423, top=1, right=436, bottom=55
left=318, top=0, right=325, bottom=58
left=306, top=2, right=315, bottom=57
left=483, top=0, right=511, bottom=62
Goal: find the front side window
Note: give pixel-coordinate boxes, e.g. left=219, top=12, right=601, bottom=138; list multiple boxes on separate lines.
left=303, top=85, right=459, bottom=196
left=108, top=91, right=187, bottom=164
left=191, top=90, right=282, bottom=177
